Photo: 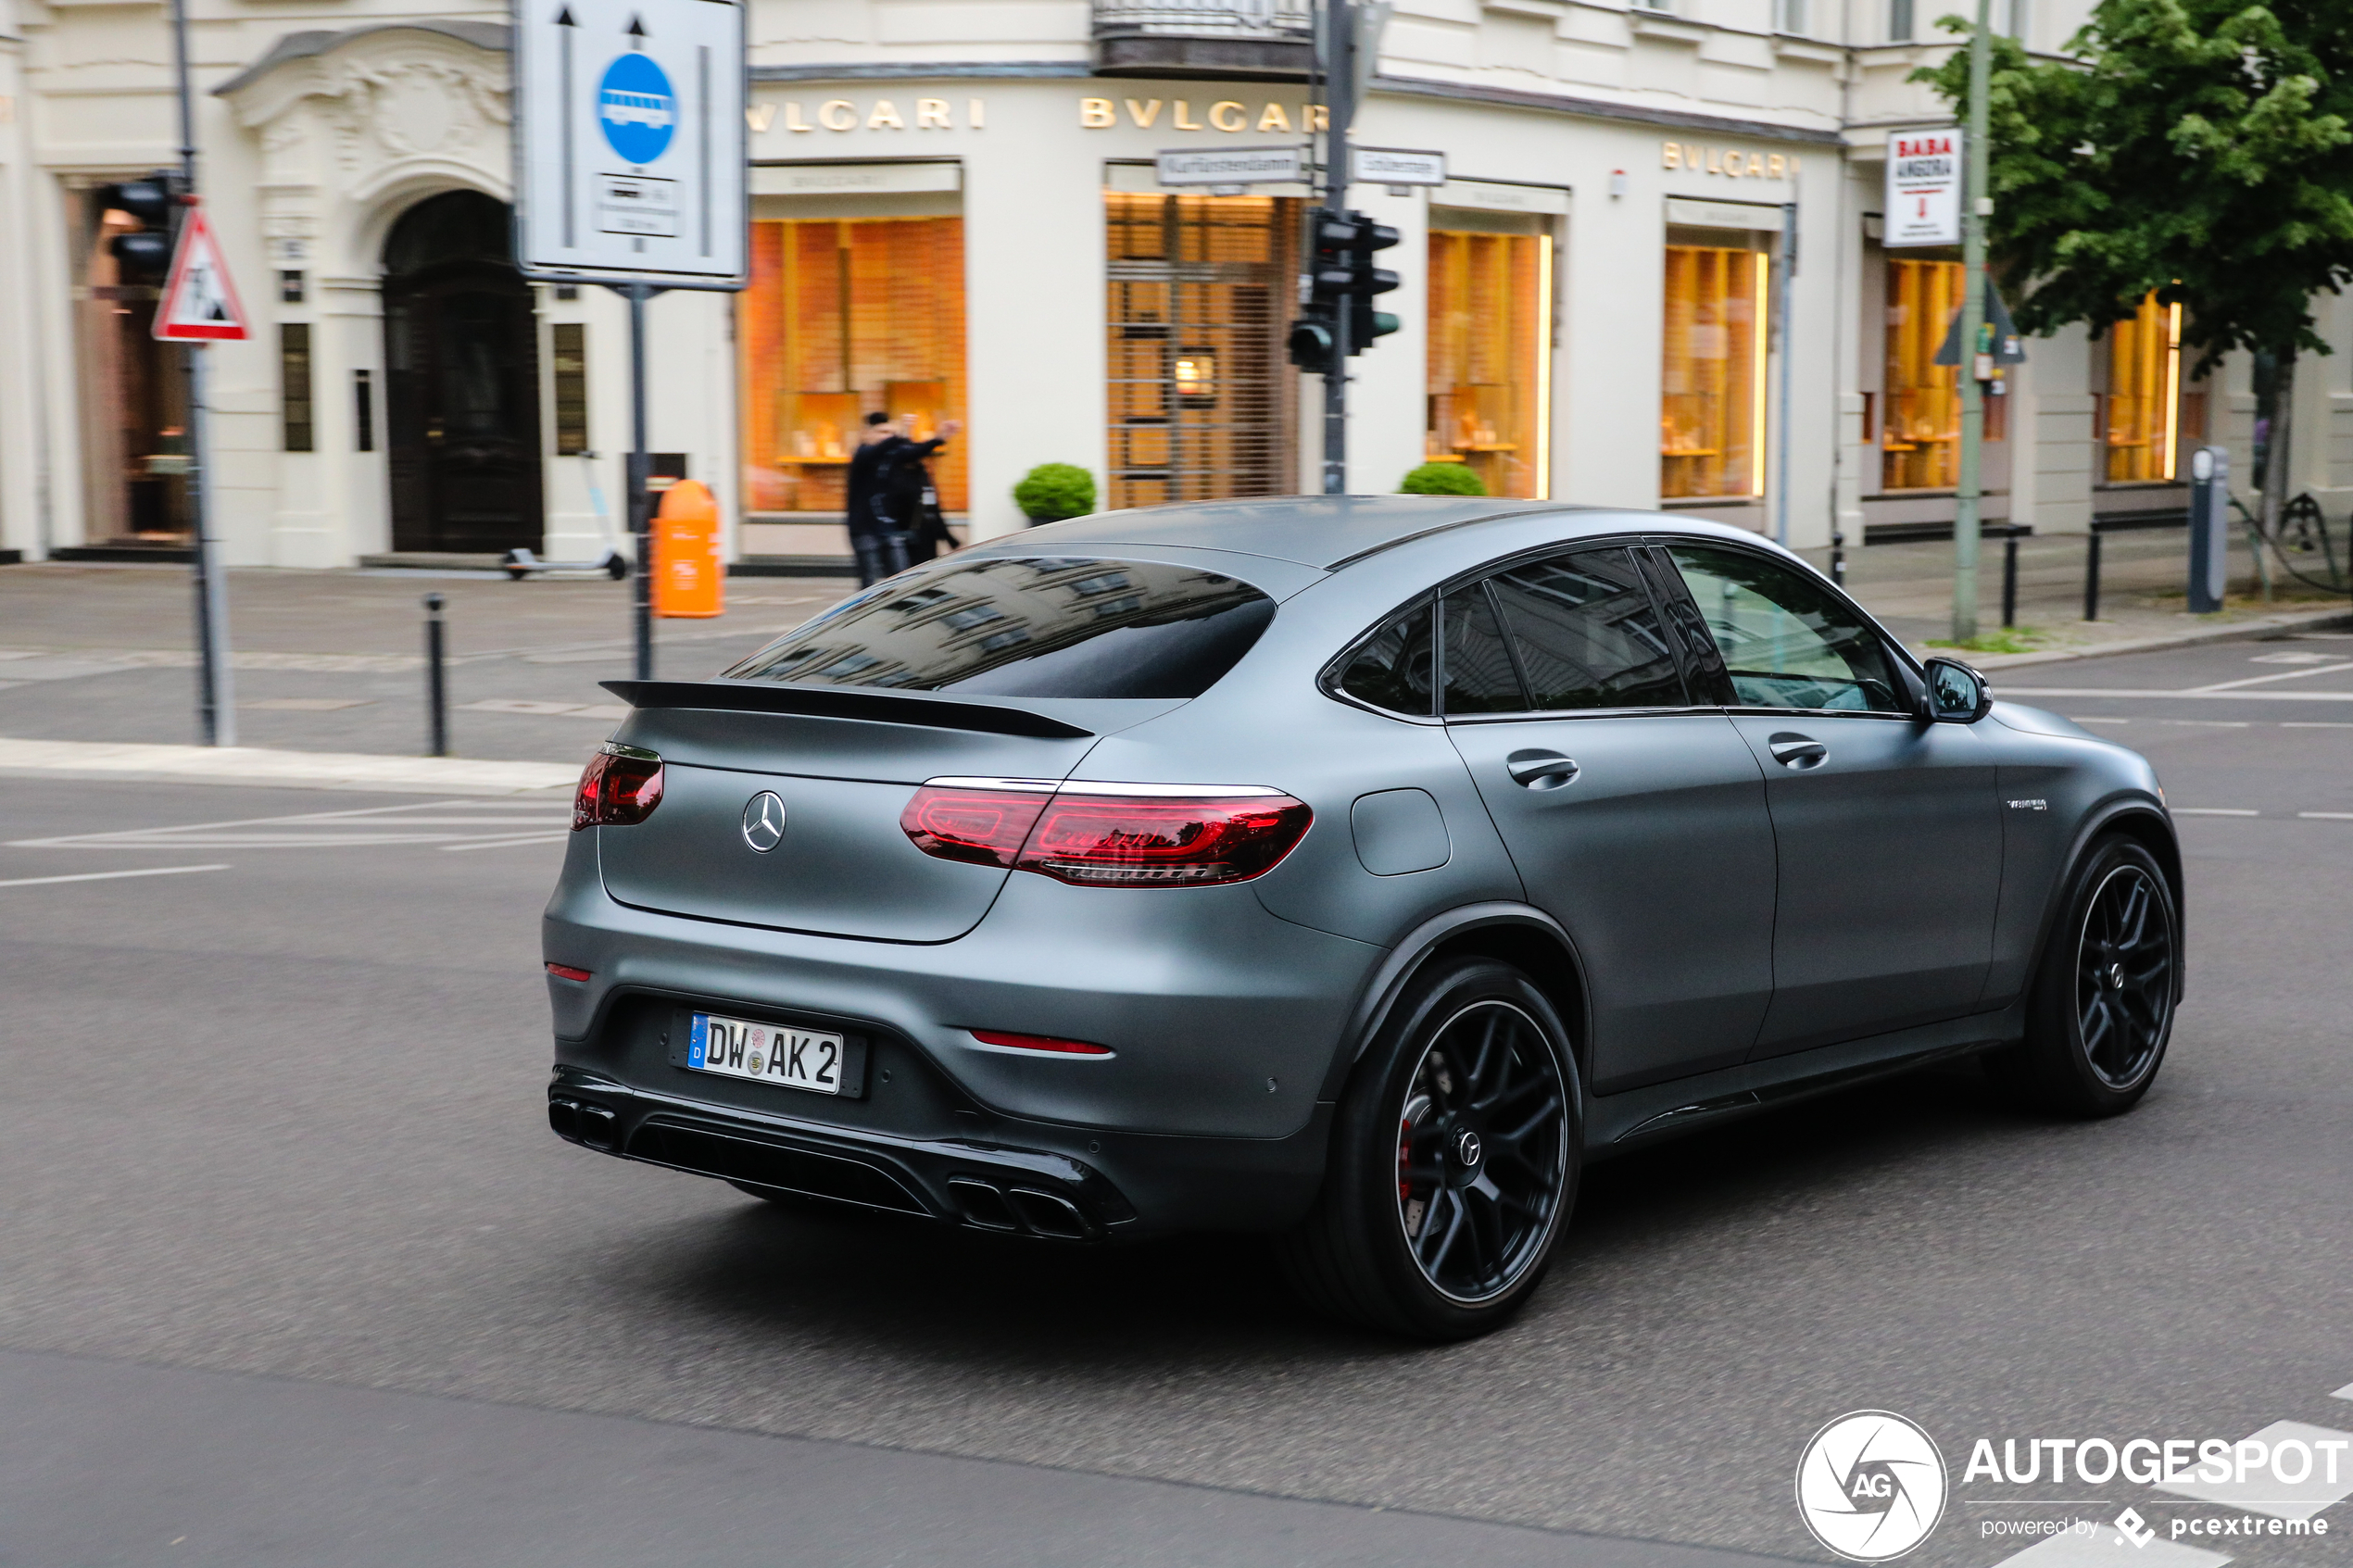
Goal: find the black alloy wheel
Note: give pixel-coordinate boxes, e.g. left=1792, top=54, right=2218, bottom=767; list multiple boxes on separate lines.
left=1987, top=834, right=2178, bottom=1116
left=1394, top=1000, right=1571, bottom=1303
left=1279, top=958, right=1579, bottom=1339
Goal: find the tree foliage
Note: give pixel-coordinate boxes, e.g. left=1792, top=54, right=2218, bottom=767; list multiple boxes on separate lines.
left=1918, top=0, right=2353, bottom=369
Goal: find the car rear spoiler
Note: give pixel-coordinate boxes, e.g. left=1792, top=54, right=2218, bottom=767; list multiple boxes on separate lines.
left=599, top=680, right=1094, bottom=740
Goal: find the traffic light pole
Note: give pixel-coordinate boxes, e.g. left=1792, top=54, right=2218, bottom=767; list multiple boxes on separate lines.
left=1317, top=0, right=1354, bottom=495
left=170, top=0, right=234, bottom=745
left=1950, top=0, right=1992, bottom=644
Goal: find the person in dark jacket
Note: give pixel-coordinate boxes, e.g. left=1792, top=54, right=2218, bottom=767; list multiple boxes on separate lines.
left=856, top=420, right=961, bottom=584
left=843, top=412, right=899, bottom=588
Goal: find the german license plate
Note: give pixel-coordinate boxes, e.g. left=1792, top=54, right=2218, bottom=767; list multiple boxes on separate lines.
left=686, top=1011, right=858, bottom=1097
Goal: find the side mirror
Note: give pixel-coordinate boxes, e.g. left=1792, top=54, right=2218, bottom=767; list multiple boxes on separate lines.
left=1923, top=657, right=1993, bottom=723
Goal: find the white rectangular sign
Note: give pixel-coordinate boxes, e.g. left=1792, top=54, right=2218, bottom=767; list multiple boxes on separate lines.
left=1884, top=128, right=1962, bottom=247
left=1156, top=145, right=1305, bottom=187
left=514, top=0, right=749, bottom=289
left=1353, top=146, right=1446, bottom=186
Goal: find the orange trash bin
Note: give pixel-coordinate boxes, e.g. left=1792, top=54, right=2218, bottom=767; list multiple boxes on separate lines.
left=652, top=479, right=724, bottom=619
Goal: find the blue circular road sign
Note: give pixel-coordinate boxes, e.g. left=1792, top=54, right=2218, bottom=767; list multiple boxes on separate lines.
left=598, top=52, right=675, bottom=165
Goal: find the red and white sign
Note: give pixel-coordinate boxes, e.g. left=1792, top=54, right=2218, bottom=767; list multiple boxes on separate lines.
left=1884, top=129, right=1963, bottom=248
left=152, top=207, right=249, bottom=341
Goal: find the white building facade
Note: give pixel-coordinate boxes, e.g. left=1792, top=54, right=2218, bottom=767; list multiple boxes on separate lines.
left=4, top=0, right=2349, bottom=569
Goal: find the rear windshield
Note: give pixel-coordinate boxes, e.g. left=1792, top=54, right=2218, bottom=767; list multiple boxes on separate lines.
left=721, top=557, right=1277, bottom=700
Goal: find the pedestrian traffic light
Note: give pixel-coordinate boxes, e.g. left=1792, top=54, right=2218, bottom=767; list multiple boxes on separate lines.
left=1297, top=209, right=1401, bottom=361
left=1288, top=305, right=1336, bottom=370
left=96, top=175, right=176, bottom=284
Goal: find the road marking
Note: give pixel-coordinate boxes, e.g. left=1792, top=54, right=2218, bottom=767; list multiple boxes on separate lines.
left=2000, top=687, right=2353, bottom=702
left=2154, top=1419, right=2353, bottom=1520
left=2282, top=721, right=2353, bottom=728
left=2161, top=720, right=2251, bottom=728
left=10, top=800, right=575, bottom=851
left=2298, top=812, right=2353, bottom=821
left=458, top=699, right=632, bottom=719
left=247, top=697, right=375, bottom=711
left=2334, top=1381, right=2353, bottom=1399
left=0, top=864, right=228, bottom=888
left=439, top=834, right=570, bottom=851
left=2070, top=717, right=2133, bottom=725
left=2247, top=651, right=2341, bottom=665
left=2188, top=660, right=2353, bottom=692
left=2172, top=809, right=2259, bottom=817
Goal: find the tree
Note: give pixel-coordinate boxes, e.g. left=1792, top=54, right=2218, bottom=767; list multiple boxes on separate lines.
left=1919, top=0, right=2353, bottom=528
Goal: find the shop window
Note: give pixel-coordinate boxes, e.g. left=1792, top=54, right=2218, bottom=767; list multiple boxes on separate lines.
left=1105, top=192, right=1298, bottom=510
left=551, top=323, right=588, bottom=457
left=1427, top=221, right=1551, bottom=499
left=2103, top=293, right=2185, bottom=483
left=1881, top=258, right=1961, bottom=490
left=1889, top=0, right=1914, bottom=40
left=280, top=324, right=314, bottom=453
left=739, top=217, right=967, bottom=515
left=1661, top=240, right=1768, bottom=500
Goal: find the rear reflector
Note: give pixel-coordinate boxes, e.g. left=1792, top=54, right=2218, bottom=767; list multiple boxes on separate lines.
left=545, top=962, right=592, bottom=983
left=573, top=743, right=664, bottom=831
left=900, top=781, right=1310, bottom=888
left=968, top=1028, right=1114, bottom=1056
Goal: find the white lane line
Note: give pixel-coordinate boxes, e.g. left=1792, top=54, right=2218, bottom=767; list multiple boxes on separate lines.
left=1999, top=688, right=2353, bottom=702
left=2299, top=812, right=2353, bottom=821
left=1982, top=1528, right=2228, bottom=1568
left=2070, top=717, right=2133, bottom=725
left=2154, top=1419, right=2353, bottom=1520
left=2172, top=809, right=2259, bottom=817
left=439, top=834, right=570, bottom=852
left=2283, top=721, right=2353, bottom=729
left=2161, top=720, right=2252, bottom=728
left=2188, top=661, right=2353, bottom=692
left=0, top=864, right=228, bottom=889
left=2334, top=1381, right=2353, bottom=1400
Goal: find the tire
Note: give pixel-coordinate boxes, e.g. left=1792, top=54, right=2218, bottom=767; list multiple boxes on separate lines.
left=1984, top=834, right=2179, bottom=1117
left=1278, top=958, right=1581, bottom=1340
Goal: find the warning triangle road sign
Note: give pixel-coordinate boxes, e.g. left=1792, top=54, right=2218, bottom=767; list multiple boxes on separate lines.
left=153, top=207, right=249, bottom=342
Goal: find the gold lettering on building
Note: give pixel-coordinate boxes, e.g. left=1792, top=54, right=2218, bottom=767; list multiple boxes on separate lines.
left=1081, top=96, right=1116, bottom=127
left=1660, top=140, right=1801, bottom=178
left=970, top=97, right=986, bottom=128
left=746, top=104, right=776, bottom=132
left=1209, top=100, right=1247, bottom=132
left=786, top=102, right=812, bottom=132
left=1173, top=100, right=1201, bottom=131
left=916, top=97, right=950, bottom=129
left=1257, top=103, right=1291, bottom=132
left=1077, top=97, right=1318, bottom=132
left=1126, top=98, right=1163, bottom=128
left=819, top=99, right=858, bottom=131
left=867, top=99, right=904, bottom=130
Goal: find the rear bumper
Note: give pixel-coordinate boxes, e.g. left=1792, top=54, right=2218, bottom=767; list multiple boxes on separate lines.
left=547, top=1064, right=1334, bottom=1239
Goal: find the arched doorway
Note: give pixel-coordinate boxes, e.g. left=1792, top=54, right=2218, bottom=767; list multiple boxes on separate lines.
left=383, top=191, right=543, bottom=553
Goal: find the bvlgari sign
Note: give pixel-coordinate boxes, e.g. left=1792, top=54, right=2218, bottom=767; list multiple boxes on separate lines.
left=1885, top=129, right=1962, bottom=247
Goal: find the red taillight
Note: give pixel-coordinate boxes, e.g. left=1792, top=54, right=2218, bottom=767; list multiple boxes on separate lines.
left=545, top=962, right=592, bottom=983
left=968, top=1028, right=1113, bottom=1056
left=898, top=783, right=1054, bottom=867
left=900, top=780, right=1311, bottom=888
left=573, top=744, right=664, bottom=831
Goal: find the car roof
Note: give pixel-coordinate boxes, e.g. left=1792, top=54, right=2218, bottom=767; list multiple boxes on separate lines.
left=969, top=496, right=1782, bottom=572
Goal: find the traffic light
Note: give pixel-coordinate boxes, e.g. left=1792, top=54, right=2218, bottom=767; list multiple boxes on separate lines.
left=96, top=175, right=176, bottom=283
left=1290, top=209, right=1402, bottom=366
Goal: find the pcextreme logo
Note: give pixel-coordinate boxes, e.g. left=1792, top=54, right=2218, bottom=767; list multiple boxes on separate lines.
left=1795, top=1411, right=1950, bottom=1562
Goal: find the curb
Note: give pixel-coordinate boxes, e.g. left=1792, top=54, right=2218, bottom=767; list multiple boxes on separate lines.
left=0, top=739, right=581, bottom=796
left=1912, top=605, right=2353, bottom=671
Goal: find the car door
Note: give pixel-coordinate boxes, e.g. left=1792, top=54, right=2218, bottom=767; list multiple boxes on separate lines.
left=1652, top=541, right=2003, bottom=1057
left=1441, top=544, right=1778, bottom=1095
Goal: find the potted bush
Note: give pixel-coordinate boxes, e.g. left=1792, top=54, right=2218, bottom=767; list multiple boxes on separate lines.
left=1400, top=461, right=1485, bottom=495
left=1013, top=463, right=1097, bottom=524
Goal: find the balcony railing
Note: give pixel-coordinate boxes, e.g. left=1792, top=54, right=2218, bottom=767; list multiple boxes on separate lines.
left=1093, top=0, right=1315, bottom=79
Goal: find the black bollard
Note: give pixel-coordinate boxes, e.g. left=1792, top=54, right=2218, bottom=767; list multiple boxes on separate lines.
left=2001, top=530, right=2020, bottom=628
left=2082, top=531, right=2103, bottom=622
left=423, top=593, right=448, bottom=758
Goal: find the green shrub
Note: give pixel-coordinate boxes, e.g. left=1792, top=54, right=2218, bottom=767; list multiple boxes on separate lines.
left=1013, top=463, right=1097, bottom=522
left=1400, top=461, right=1485, bottom=496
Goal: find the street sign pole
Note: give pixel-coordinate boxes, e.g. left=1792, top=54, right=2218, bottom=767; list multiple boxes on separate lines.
left=513, top=0, right=749, bottom=676
left=1316, top=0, right=1353, bottom=495
left=1951, top=0, right=1993, bottom=644
left=168, top=0, right=234, bottom=746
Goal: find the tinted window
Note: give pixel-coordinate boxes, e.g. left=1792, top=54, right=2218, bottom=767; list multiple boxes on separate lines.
left=1337, top=597, right=1436, bottom=715
left=1441, top=584, right=1525, bottom=714
left=1665, top=545, right=1904, bottom=713
left=721, top=557, right=1275, bottom=700
left=1489, top=548, right=1690, bottom=710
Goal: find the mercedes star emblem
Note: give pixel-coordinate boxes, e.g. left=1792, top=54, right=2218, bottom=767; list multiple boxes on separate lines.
left=740, top=791, right=786, bottom=853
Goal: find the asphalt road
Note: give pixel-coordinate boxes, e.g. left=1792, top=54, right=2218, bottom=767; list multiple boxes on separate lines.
left=1, top=633, right=2348, bottom=1567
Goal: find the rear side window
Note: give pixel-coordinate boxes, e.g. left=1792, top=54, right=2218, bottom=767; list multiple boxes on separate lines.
left=722, top=557, right=1275, bottom=700
left=1488, top=547, right=1689, bottom=710
left=1336, top=597, right=1436, bottom=715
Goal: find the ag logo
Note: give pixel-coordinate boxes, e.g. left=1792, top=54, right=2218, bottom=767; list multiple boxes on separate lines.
left=1794, top=1411, right=1947, bottom=1561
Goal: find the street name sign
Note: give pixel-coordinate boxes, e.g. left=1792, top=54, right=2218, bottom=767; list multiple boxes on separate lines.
left=1884, top=129, right=1962, bottom=247
left=153, top=208, right=249, bottom=342
left=1156, top=145, right=1306, bottom=187
left=514, top=0, right=749, bottom=289
left=1352, top=146, right=1445, bottom=186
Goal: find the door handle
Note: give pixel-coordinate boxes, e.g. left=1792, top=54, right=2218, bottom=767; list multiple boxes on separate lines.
left=1505, top=749, right=1580, bottom=790
left=1768, top=733, right=1828, bottom=770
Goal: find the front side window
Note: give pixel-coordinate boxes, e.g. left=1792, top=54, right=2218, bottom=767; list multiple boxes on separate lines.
left=1665, top=545, right=1906, bottom=713
left=724, top=557, right=1272, bottom=700
left=1487, top=547, right=1689, bottom=710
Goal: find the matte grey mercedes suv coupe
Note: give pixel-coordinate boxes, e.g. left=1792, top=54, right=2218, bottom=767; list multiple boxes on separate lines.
left=543, top=498, right=2181, bottom=1338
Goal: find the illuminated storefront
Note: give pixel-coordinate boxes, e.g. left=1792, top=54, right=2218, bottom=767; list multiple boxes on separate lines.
left=2102, top=292, right=2193, bottom=484
left=1425, top=216, right=1551, bottom=499
left=1660, top=235, right=1768, bottom=501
